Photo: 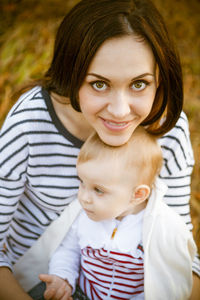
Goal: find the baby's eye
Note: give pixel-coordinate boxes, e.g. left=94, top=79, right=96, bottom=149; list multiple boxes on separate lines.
left=94, top=187, right=104, bottom=195
left=91, top=81, right=107, bottom=91
left=78, top=177, right=85, bottom=187
left=78, top=176, right=82, bottom=183
left=131, top=81, right=148, bottom=91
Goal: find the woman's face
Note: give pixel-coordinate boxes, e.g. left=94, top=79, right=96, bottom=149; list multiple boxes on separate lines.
left=79, top=35, right=158, bottom=146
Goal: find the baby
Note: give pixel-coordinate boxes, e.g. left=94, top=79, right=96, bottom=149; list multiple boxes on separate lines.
left=40, top=127, right=196, bottom=300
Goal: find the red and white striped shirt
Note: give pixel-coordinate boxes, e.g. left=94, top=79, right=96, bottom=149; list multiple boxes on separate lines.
left=79, top=246, right=144, bottom=299
left=49, top=209, right=145, bottom=299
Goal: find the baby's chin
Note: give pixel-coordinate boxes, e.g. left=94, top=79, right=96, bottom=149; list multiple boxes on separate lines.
left=85, top=211, right=111, bottom=222
left=86, top=214, right=102, bottom=222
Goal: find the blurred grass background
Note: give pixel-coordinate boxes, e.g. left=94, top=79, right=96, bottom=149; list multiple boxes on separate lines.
left=0, top=0, right=199, bottom=250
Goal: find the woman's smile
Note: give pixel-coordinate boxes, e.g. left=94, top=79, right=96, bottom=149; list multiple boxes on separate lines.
left=100, top=117, right=133, bottom=132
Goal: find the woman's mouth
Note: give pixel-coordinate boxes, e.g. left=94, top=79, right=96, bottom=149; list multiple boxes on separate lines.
left=101, top=118, right=131, bottom=131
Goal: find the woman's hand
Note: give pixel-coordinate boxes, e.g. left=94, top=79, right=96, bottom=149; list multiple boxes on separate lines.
left=189, top=273, right=200, bottom=300
left=0, top=267, right=32, bottom=300
left=39, top=274, right=73, bottom=300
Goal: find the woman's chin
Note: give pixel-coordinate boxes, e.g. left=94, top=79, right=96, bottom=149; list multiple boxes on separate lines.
left=97, top=131, right=134, bottom=146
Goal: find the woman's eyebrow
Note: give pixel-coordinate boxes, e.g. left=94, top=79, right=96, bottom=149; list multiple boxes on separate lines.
left=87, top=73, right=111, bottom=82
left=87, top=72, right=154, bottom=82
left=130, top=73, right=155, bottom=80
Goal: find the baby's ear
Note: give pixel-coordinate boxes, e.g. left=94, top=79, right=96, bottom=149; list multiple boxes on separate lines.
left=132, top=185, right=150, bottom=204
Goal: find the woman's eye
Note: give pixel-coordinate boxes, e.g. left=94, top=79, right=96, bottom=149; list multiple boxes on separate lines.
left=91, top=81, right=107, bottom=91
left=94, top=187, right=104, bottom=195
left=131, top=81, right=147, bottom=91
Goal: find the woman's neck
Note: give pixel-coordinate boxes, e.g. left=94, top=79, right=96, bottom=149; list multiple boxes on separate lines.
left=51, top=92, right=94, bottom=141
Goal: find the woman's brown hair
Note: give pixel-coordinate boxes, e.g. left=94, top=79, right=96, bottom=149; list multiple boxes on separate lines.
left=43, top=0, right=183, bottom=136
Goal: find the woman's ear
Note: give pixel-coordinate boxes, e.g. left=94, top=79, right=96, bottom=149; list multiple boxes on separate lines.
left=132, top=185, right=150, bottom=204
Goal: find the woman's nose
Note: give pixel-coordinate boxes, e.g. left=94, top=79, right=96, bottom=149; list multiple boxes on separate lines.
left=107, top=91, right=131, bottom=118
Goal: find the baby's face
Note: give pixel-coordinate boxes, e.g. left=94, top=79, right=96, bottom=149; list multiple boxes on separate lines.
left=77, top=158, right=136, bottom=222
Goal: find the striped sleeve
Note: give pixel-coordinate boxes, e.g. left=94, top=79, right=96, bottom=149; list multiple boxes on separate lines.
left=0, top=87, right=83, bottom=269
left=0, top=89, right=34, bottom=268
left=158, top=111, right=200, bottom=276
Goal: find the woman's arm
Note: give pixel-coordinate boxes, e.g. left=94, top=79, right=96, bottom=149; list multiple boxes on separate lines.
left=158, top=111, right=200, bottom=278
left=0, top=94, right=31, bottom=295
left=0, top=118, right=28, bottom=268
left=0, top=267, right=32, bottom=300
left=190, top=273, right=200, bottom=300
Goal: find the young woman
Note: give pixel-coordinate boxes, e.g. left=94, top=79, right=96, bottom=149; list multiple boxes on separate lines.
left=0, top=0, right=199, bottom=299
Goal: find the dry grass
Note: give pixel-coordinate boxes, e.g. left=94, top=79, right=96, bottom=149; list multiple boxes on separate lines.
left=0, top=0, right=199, bottom=250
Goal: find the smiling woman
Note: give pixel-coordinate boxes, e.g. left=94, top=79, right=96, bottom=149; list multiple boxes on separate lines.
left=0, top=0, right=199, bottom=299
left=44, top=0, right=183, bottom=136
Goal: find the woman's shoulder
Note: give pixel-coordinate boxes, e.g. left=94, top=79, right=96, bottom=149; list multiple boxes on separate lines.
left=9, top=86, right=46, bottom=115
left=159, top=111, right=190, bottom=143
left=158, top=111, right=194, bottom=173
left=0, top=86, right=49, bottom=133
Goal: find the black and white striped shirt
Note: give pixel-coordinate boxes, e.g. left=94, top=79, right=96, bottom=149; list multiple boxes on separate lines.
left=0, top=86, right=199, bottom=275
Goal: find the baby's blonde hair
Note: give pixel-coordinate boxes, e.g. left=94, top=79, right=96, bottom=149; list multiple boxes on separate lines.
left=77, top=127, right=163, bottom=187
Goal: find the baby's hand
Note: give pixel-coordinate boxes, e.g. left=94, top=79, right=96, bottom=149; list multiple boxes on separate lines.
left=39, top=273, right=73, bottom=300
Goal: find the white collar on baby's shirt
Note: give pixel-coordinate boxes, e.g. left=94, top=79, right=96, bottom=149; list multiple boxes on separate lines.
left=76, top=209, right=145, bottom=258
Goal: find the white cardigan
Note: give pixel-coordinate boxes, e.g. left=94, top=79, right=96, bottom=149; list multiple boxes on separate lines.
left=49, top=179, right=197, bottom=300
left=143, top=179, right=196, bottom=299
